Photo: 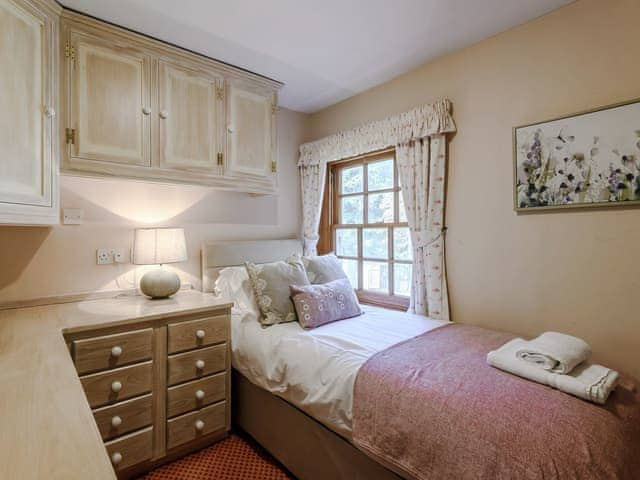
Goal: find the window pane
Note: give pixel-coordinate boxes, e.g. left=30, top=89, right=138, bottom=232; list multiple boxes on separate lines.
left=393, top=227, right=412, bottom=260
left=393, top=263, right=412, bottom=296
left=339, top=258, right=359, bottom=289
left=363, top=228, right=388, bottom=259
left=340, top=165, right=363, bottom=194
left=336, top=228, right=357, bottom=257
left=340, top=195, right=363, bottom=224
left=368, top=192, right=394, bottom=224
left=367, top=159, right=394, bottom=191
left=363, top=261, right=389, bottom=293
left=398, top=193, right=407, bottom=223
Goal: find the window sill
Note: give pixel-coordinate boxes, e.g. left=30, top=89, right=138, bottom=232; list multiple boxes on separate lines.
left=356, top=291, right=409, bottom=311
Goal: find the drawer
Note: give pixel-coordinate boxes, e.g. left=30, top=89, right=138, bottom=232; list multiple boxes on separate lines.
left=105, top=426, right=153, bottom=472
left=167, top=344, right=226, bottom=386
left=93, top=394, right=153, bottom=441
left=81, top=361, right=152, bottom=408
left=73, top=328, right=153, bottom=375
left=167, top=373, right=226, bottom=418
left=167, top=402, right=226, bottom=450
left=167, top=315, right=228, bottom=354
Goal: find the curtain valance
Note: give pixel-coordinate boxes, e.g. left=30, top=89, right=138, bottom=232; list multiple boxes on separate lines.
left=298, top=99, right=456, bottom=166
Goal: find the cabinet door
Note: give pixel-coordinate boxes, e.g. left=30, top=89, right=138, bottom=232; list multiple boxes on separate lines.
left=158, top=61, right=221, bottom=171
left=0, top=0, right=53, bottom=210
left=226, top=84, right=276, bottom=179
left=70, top=32, right=151, bottom=166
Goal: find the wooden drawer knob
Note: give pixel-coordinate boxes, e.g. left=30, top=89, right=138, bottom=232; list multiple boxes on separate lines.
left=111, top=345, right=123, bottom=357
left=111, top=380, right=123, bottom=393
left=195, top=329, right=206, bottom=339
left=195, top=389, right=205, bottom=400
left=195, top=360, right=205, bottom=370
left=195, top=420, right=205, bottom=431
left=111, top=452, right=122, bottom=465
left=111, top=415, right=122, bottom=427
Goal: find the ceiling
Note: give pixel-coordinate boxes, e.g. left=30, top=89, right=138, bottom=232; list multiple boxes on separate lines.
left=59, top=0, right=573, bottom=113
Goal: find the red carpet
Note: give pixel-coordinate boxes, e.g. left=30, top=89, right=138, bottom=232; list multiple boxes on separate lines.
left=139, top=434, right=293, bottom=480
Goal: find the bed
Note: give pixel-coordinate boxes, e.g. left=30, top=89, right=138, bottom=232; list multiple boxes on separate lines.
left=202, top=239, right=640, bottom=480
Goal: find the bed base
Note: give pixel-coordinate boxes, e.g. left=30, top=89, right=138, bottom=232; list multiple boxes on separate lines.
left=232, top=369, right=401, bottom=480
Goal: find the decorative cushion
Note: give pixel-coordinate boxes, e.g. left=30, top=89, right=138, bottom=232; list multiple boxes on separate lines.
left=290, top=278, right=362, bottom=329
left=245, top=257, right=310, bottom=326
left=302, top=253, right=348, bottom=284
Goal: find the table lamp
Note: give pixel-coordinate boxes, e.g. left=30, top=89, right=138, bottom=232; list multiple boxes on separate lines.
left=133, top=227, right=187, bottom=299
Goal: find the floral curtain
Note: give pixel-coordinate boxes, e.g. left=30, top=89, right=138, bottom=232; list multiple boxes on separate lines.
left=397, top=135, right=449, bottom=320
left=298, top=99, right=455, bottom=316
left=300, top=161, right=327, bottom=256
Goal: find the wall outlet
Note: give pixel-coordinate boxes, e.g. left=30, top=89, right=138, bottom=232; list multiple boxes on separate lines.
left=96, top=248, right=113, bottom=265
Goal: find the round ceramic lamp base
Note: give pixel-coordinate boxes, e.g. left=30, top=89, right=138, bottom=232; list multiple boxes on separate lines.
left=140, top=267, right=181, bottom=299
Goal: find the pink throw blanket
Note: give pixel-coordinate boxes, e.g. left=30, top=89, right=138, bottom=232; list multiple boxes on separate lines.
left=352, top=324, right=640, bottom=479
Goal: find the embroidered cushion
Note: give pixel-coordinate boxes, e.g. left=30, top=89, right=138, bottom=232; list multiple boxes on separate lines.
left=245, top=257, right=310, bottom=326
left=290, top=278, right=362, bottom=329
left=302, top=253, right=347, bottom=284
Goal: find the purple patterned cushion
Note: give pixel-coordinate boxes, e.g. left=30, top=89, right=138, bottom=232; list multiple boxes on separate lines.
left=290, top=278, right=362, bottom=329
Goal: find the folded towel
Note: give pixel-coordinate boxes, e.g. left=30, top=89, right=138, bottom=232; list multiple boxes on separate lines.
left=488, top=338, right=618, bottom=405
left=515, top=331, right=591, bottom=374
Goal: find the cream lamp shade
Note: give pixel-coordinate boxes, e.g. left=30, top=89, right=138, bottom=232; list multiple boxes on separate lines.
left=133, top=228, right=187, bottom=299
left=133, top=228, right=187, bottom=265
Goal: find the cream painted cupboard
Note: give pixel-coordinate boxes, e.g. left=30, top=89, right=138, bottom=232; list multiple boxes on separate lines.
left=0, top=0, right=60, bottom=225
left=60, top=11, right=281, bottom=194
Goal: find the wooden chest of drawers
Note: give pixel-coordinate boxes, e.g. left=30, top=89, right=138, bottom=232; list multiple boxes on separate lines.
left=65, top=302, right=231, bottom=479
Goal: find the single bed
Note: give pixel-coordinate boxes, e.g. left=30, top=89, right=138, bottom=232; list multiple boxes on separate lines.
left=202, top=239, right=640, bottom=480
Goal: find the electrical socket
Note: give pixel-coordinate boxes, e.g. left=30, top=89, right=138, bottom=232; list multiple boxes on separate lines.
left=96, top=248, right=113, bottom=265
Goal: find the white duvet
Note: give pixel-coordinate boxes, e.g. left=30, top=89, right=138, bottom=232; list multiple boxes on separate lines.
left=231, top=305, right=448, bottom=437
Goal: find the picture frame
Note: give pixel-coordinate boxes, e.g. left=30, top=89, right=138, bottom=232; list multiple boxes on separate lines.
left=513, top=98, right=640, bottom=212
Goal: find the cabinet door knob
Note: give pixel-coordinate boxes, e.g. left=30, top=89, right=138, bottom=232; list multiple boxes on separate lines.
left=111, top=452, right=122, bottom=465
left=195, top=389, right=205, bottom=400
left=111, top=380, right=123, bottom=393
left=111, top=345, right=122, bottom=357
left=44, top=107, right=55, bottom=118
left=142, top=106, right=151, bottom=115
left=195, top=359, right=205, bottom=370
left=159, top=110, right=169, bottom=119
left=195, top=329, right=205, bottom=339
left=111, top=415, right=122, bottom=427
left=195, top=419, right=205, bottom=431
left=227, top=124, right=234, bottom=134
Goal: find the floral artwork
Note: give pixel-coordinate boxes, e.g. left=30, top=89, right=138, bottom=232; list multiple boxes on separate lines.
left=514, top=100, right=640, bottom=210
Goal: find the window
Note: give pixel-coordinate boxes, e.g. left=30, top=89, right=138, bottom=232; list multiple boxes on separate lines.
left=322, top=150, right=411, bottom=310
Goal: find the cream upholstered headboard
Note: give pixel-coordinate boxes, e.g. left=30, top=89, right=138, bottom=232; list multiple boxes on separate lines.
left=201, top=239, right=303, bottom=293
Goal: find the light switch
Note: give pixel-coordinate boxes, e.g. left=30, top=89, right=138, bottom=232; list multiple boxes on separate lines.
left=62, top=209, right=83, bottom=225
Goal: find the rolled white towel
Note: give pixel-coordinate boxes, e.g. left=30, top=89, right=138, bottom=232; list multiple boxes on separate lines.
left=487, top=338, right=618, bottom=405
left=515, top=331, right=591, bottom=374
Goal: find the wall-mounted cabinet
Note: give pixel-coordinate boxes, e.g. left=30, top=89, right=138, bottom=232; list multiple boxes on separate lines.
left=0, top=0, right=60, bottom=225
left=60, top=11, right=282, bottom=195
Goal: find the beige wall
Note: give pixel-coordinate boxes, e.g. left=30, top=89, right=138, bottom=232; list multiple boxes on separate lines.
left=309, top=0, right=640, bottom=379
left=0, top=108, right=307, bottom=303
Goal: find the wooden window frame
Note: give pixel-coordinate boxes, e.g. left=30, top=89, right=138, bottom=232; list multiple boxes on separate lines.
left=319, top=148, right=411, bottom=311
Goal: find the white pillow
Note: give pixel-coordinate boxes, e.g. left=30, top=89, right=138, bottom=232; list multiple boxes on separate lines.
left=214, top=266, right=260, bottom=322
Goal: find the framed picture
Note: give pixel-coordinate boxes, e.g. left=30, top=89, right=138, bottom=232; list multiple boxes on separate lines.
left=513, top=98, right=640, bottom=211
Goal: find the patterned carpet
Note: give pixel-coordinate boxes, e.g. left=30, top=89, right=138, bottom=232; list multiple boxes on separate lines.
left=139, top=433, right=293, bottom=480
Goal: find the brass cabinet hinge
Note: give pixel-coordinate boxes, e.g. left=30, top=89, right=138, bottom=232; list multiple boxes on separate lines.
left=65, top=128, right=75, bottom=145
left=217, top=152, right=224, bottom=166
left=64, top=43, right=76, bottom=60
left=215, top=87, right=224, bottom=101
left=271, top=161, right=277, bottom=173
